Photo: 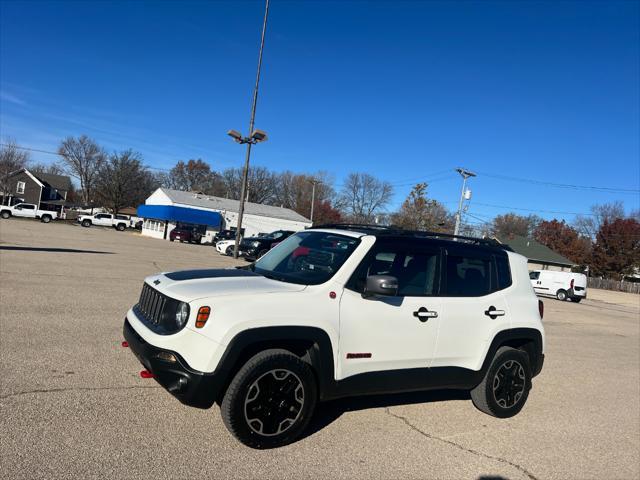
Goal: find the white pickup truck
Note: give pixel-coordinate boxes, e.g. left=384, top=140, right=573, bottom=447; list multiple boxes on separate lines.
left=78, top=213, right=131, bottom=231
left=0, top=203, right=58, bottom=223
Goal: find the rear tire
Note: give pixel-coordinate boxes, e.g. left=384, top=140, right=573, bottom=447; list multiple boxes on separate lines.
left=556, top=289, right=567, bottom=301
left=572, top=297, right=582, bottom=303
left=220, top=349, right=317, bottom=449
left=41, top=215, right=51, bottom=223
left=116, top=223, right=125, bottom=231
left=1, top=211, right=11, bottom=219
left=470, top=346, right=531, bottom=418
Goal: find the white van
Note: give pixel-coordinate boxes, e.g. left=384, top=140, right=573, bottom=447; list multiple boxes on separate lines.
left=529, top=270, right=587, bottom=302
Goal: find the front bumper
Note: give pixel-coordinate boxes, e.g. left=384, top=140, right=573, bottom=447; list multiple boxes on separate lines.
left=123, top=319, right=224, bottom=409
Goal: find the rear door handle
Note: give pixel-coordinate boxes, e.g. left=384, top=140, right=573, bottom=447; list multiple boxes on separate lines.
left=413, top=307, right=438, bottom=322
left=484, top=306, right=505, bottom=319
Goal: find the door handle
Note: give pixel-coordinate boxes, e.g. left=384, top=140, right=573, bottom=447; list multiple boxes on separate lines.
left=484, top=306, right=506, bottom=319
left=413, top=307, right=438, bottom=322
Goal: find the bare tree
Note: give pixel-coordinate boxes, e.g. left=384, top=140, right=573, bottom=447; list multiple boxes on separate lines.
left=30, top=162, right=65, bottom=176
left=221, top=166, right=278, bottom=203
left=163, top=159, right=223, bottom=195
left=574, top=201, right=626, bottom=240
left=337, top=172, right=393, bottom=223
left=0, top=139, right=30, bottom=205
left=58, top=135, right=106, bottom=205
left=94, top=150, right=158, bottom=214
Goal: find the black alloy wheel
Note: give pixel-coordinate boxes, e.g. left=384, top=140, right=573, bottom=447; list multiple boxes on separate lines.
left=220, top=349, right=317, bottom=449
left=244, top=369, right=305, bottom=437
left=492, top=359, right=526, bottom=409
left=470, top=346, right=531, bottom=418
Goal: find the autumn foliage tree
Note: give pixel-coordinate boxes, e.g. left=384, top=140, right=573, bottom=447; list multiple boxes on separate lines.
left=533, top=219, right=591, bottom=266
left=491, top=213, right=541, bottom=239
left=590, top=218, right=640, bottom=279
left=391, top=183, right=453, bottom=232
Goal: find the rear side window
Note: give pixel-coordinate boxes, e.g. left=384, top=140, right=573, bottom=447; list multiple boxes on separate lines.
left=444, top=251, right=492, bottom=296
left=529, top=271, right=540, bottom=280
left=495, top=255, right=512, bottom=290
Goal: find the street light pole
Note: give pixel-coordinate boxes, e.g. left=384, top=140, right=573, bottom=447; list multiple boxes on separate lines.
left=453, top=167, right=476, bottom=236
left=232, top=0, right=270, bottom=259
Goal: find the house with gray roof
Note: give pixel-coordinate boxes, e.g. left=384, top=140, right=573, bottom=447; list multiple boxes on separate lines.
left=138, top=187, right=311, bottom=243
left=504, top=235, right=575, bottom=272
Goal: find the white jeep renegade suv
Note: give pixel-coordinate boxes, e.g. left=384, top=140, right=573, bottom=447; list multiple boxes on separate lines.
left=123, top=224, right=545, bottom=448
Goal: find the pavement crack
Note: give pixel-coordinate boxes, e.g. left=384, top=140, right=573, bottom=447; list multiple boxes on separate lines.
left=385, top=407, right=538, bottom=480
left=0, top=384, right=161, bottom=400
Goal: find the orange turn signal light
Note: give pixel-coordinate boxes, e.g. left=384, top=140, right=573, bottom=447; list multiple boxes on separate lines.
left=195, top=306, right=211, bottom=328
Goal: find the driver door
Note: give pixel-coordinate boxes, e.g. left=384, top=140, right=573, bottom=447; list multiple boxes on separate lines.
left=338, top=241, right=442, bottom=380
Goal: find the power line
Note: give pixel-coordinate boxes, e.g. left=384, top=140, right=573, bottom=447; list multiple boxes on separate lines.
left=477, top=170, right=640, bottom=194
left=471, top=201, right=601, bottom=217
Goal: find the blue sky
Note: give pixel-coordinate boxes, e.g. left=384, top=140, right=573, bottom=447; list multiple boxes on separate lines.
left=1, top=0, right=638, bottom=224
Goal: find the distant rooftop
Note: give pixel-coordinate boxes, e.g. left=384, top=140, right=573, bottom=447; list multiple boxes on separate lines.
left=158, top=187, right=311, bottom=223
left=504, top=235, right=575, bottom=266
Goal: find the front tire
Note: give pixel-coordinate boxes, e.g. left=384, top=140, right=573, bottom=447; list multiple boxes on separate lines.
left=225, top=246, right=234, bottom=256
left=556, top=289, right=567, bottom=301
left=220, top=349, right=317, bottom=449
left=470, top=346, right=531, bottom=418
left=82, top=220, right=91, bottom=227
left=572, top=297, right=582, bottom=303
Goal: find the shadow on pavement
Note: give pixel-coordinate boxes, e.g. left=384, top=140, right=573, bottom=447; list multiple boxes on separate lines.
left=0, top=246, right=114, bottom=254
left=303, top=389, right=471, bottom=440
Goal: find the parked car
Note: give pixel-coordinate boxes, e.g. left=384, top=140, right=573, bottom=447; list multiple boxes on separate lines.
left=239, top=230, right=296, bottom=261
left=123, top=224, right=545, bottom=448
left=530, top=270, right=587, bottom=302
left=215, top=239, right=237, bottom=256
left=170, top=227, right=203, bottom=244
left=213, top=229, right=244, bottom=245
left=77, top=213, right=130, bottom=231
left=0, top=203, right=58, bottom=223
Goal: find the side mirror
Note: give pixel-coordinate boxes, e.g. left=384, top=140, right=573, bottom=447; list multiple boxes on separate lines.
left=363, top=275, right=399, bottom=298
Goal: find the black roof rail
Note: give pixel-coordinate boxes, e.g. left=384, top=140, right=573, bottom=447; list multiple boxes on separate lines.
left=308, top=223, right=512, bottom=251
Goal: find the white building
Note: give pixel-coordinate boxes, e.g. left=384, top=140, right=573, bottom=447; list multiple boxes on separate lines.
left=138, top=187, right=311, bottom=243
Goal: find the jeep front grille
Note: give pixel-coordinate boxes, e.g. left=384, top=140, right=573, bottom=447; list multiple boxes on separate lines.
left=134, top=283, right=182, bottom=334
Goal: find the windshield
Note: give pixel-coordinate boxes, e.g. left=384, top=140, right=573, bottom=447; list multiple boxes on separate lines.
left=252, top=231, right=360, bottom=285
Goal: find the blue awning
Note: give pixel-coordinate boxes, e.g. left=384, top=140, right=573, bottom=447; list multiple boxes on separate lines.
left=137, top=205, right=222, bottom=227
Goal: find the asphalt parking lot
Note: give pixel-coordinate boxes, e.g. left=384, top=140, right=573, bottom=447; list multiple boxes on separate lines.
left=1, top=219, right=639, bottom=480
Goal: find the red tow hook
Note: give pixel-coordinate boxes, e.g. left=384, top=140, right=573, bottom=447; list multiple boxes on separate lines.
left=121, top=341, right=129, bottom=348
left=140, top=370, right=155, bottom=379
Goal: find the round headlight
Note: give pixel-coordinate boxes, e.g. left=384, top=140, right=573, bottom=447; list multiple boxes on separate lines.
left=251, top=240, right=261, bottom=247
left=175, top=302, right=190, bottom=328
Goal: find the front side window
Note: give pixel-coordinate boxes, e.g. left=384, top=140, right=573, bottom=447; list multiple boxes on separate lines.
left=444, top=251, right=492, bottom=297
left=16, top=181, right=25, bottom=194
left=19, top=204, right=35, bottom=210
left=253, top=231, right=360, bottom=285
left=347, top=244, right=441, bottom=297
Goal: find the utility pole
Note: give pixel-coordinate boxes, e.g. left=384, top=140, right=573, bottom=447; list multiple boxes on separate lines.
left=453, top=168, right=476, bottom=236
left=228, top=0, right=270, bottom=259
left=309, top=178, right=321, bottom=223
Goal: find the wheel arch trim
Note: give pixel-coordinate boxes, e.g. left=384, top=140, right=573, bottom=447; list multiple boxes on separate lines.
left=213, top=326, right=336, bottom=401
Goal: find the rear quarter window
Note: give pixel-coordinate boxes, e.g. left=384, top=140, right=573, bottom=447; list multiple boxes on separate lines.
left=495, top=255, right=512, bottom=290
